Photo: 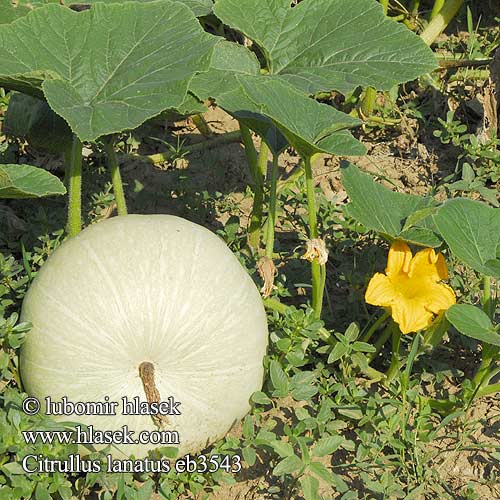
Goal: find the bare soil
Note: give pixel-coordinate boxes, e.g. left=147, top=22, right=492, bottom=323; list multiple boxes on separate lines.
left=123, top=104, right=499, bottom=499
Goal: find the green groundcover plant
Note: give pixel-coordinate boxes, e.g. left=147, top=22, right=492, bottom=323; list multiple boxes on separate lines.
left=0, top=0, right=498, bottom=498
left=341, top=164, right=499, bottom=407
left=0, top=0, right=436, bottom=315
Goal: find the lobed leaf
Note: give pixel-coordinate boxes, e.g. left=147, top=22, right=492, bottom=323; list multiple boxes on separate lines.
left=0, top=0, right=212, bottom=21
left=213, top=0, right=437, bottom=94
left=4, top=93, right=73, bottom=153
left=0, top=164, right=66, bottom=199
left=0, top=0, right=31, bottom=24
left=433, top=198, right=500, bottom=277
left=0, top=1, right=217, bottom=141
left=341, top=162, right=440, bottom=246
left=192, top=44, right=365, bottom=157
left=446, top=304, right=500, bottom=346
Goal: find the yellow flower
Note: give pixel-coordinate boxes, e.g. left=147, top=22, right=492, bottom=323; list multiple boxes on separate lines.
left=365, top=241, right=456, bottom=334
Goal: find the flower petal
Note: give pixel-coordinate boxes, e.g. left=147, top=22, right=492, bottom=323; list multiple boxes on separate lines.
left=408, top=247, right=448, bottom=281
left=365, top=273, right=397, bottom=307
left=391, top=297, right=434, bottom=334
left=423, top=282, right=456, bottom=314
left=434, top=252, right=449, bottom=280
left=386, top=241, right=412, bottom=276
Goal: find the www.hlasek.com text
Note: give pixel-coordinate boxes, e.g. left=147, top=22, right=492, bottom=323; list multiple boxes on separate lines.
left=22, top=424, right=179, bottom=447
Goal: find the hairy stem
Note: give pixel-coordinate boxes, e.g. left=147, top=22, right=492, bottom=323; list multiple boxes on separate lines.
left=66, top=136, right=83, bottom=237
left=422, top=315, right=449, bottom=349
left=304, top=155, right=318, bottom=239
left=263, top=297, right=288, bottom=314
left=103, top=138, right=128, bottom=216
left=385, top=327, right=402, bottom=383
left=248, top=141, right=270, bottom=251
left=482, top=275, right=492, bottom=319
left=239, top=124, right=258, bottom=180
left=420, top=0, right=464, bottom=46
left=303, top=155, right=324, bottom=318
left=360, top=87, right=377, bottom=118
left=471, top=346, right=497, bottom=391
left=430, top=0, right=446, bottom=20
left=368, top=320, right=395, bottom=363
left=361, top=310, right=391, bottom=343
left=191, top=114, right=212, bottom=137
left=265, top=154, right=279, bottom=259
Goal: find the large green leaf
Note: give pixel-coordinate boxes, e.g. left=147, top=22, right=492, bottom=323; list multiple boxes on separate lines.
left=0, top=0, right=31, bottom=24
left=433, top=198, right=500, bottom=277
left=4, top=93, right=73, bottom=153
left=0, top=0, right=212, bottom=21
left=191, top=40, right=289, bottom=153
left=446, top=304, right=500, bottom=347
left=191, top=42, right=365, bottom=156
left=83, top=0, right=214, bottom=17
left=0, top=1, right=216, bottom=141
left=175, top=0, right=213, bottom=16
left=0, top=164, right=66, bottom=198
left=237, top=77, right=365, bottom=157
left=213, top=0, right=437, bottom=94
left=218, top=77, right=364, bottom=157
left=341, top=162, right=440, bottom=246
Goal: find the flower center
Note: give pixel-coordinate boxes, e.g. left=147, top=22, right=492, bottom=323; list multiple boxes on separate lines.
left=391, top=273, right=426, bottom=300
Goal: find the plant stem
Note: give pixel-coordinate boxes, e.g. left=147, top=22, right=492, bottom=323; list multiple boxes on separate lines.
left=248, top=141, right=270, bottom=251
left=422, top=315, right=449, bottom=349
left=380, top=0, right=389, bottom=14
left=385, top=327, right=402, bottom=382
left=63, top=149, right=71, bottom=190
left=303, top=155, right=324, bottom=318
left=470, top=346, right=496, bottom=392
left=317, top=264, right=327, bottom=316
left=423, top=396, right=456, bottom=414
left=430, top=0, right=446, bottom=20
left=482, top=275, right=492, bottom=319
left=263, top=297, right=331, bottom=340
left=475, top=381, right=500, bottom=398
left=448, top=69, right=490, bottom=83
left=420, top=0, right=464, bottom=46
left=66, top=136, right=83, bottom=237
left=265, top=154, right=279, bottom=259
left=239, top=125, right=258, bottom=180
left=191, top=114, right=212, bottom=137
left=303, top=155, right=318, bottom=239
left=239, top=125, right=264, bottom=251
left=461, top=345, right=498, bottom=408
left=263, top=297, right=288, bottom=314
left=361, top=310, right=390, bottom=342
left=103, top=138, right=128, bottom=216
left=368, top=320, right=395, bottom=363
left=360, top=87, right=377, bottom=118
